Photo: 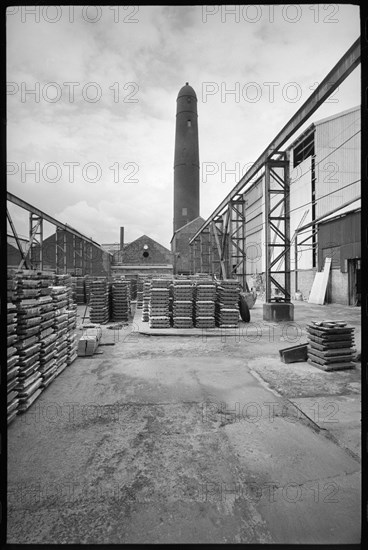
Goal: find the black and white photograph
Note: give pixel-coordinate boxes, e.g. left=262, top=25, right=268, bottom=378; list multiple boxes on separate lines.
left=5, top=3, right=362, bottom=544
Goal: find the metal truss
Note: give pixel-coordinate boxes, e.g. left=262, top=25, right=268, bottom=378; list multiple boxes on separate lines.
left=264, top=152, right=291, bottom=302
left=7, top=192, right=110, bottom=274
left=188, top=39, right=360, bottom=291
left=191, top=198, right=249, bottom=291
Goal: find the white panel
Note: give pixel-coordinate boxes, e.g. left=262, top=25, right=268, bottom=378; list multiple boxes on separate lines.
left=315, top=109, right=361, bottom=218
left=289, top=156, right=313, bottom=270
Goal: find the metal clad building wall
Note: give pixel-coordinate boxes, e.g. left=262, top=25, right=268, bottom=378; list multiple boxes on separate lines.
left=318, top=211, right=361, bottom=270
left=289, top=156, right=313, bottom=270
left=243, top=177, right=264, bottom=275
left=315, top=108, right=360, bottom=218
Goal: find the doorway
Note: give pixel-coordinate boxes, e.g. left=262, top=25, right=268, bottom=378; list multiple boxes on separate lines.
left=348, top=258, right=361, bottom=306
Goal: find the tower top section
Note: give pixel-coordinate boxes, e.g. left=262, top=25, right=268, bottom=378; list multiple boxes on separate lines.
left=176, top=83, right=197, bottom=116
left=177, top=83, right=197, bottom=100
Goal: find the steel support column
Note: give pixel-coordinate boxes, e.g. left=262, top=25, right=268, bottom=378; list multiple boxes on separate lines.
left=189, top=38, right=360, bottom=244
left=18, top=214, right=42, bottom=270
left=7, top=208, right=29, bottom=268
left=199, top=234, right=203, bottom=273
left=29, top=213, right=43, bottom=270
left=264, top=152, right=291, bottom=302
left=229, top=197, right=248, bottom=290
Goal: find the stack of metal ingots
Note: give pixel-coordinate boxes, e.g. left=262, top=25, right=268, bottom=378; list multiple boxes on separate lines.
left=306, top=320, right=356, bottom=371
left=7, top=300, right=19, bottom=424
left=141, top=280, right=151, bottom=322
left=70, top=276, right=77, bottom=303
left=66, top=305, right=78, bottom=366
left=89, top=278, right=110, bottom=324
left=85, top=276, right=91, bottom=304
left=194, top=279, right=216, bottom=329
left=172, top=279, right=194, bottom=329
left=55, top=273, right=73, bottom=303
left=13, top=270, right=54, bottom=413
left=149, top=278, right=171, bottom=328
left=215, top=279, right=240, bottom=328
left=38, top=278, right=58, bottom=388
left=112, top=278, right=130, bottom=322
left=76, top=276, right=86, bottom=304
left=136, top=277, right=145, bottom=309
left=50, top=286, right=70, bottom=377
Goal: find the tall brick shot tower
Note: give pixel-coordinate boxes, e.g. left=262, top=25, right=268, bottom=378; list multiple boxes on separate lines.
left=173, top=83, right=200, bottom=233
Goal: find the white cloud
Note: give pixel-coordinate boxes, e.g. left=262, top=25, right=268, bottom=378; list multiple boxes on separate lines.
left=7, top=5, right=360, bottom=249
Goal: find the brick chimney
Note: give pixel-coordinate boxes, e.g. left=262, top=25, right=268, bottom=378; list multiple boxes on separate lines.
left=120, top=227, right=124, bottom=250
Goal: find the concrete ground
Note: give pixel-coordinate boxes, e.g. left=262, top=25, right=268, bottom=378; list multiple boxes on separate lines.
left=7, top=300, right=361, bottom=544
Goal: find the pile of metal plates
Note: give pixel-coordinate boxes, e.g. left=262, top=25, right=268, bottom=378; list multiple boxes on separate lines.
left=70, top=276, right=77, bottom=303
left=7, top=301, right=19, bottom=424
left=307, top=320, right=356, bottom=371
left=172, top=280, right=194, bottom=329
left=76, top=276, right=86, bottom=304
left=38, top=295, right=57, bottom=387
left=13, top=271, right=55, bottom=413
left=142, top=281, right=151, bottom=322
left=136, top=277, right=145, bottom=309
left=112, top=279, right=130, bottom=322
left=6, top=270, right=79, bottom=421
left=85, top=276, right=91, bottom=304
left=215, top=280, right=240, bottom=328
left=194, top=281, right=216, bottom=329
left=89, top=279, right=110, bottom=324
left=149, top=279, right=170, bottom=328
left=55, top=274, right=73, bottom=301
left=7, top=272, right=17, bottom=302
left=50, top=286, right=70, bottom=376
left=66, top=307, right=78, bottom=365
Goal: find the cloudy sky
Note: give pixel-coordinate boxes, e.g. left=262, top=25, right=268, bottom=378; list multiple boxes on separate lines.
left=7, top=4, right=360, bottom=249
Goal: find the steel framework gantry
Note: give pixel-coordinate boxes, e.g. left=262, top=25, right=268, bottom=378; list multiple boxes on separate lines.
left=189, top=38, right=360, bottom=298
left=264, top=152, right=290, bottom=302
left=7, top=192, right=110, bottom=274
left=199, top=197, right=248, bottom=289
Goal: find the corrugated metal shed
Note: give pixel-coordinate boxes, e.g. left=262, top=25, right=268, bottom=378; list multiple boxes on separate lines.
left=314, top=106, right=360, bottom=217
left=318, top=209, right=361, bottom=270
left=289, top=156, right=313, bottom=270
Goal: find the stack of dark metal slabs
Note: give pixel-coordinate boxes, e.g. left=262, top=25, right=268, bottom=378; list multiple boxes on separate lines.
left=39, top=296, right=55, bottom=334
left=16, top=349, right=43, bottom=414
left=136, top=277, right=145, bottom=309
left=39, top=332, right=58, bottom=388
left=306, top=320, right=356, bottom=371
left=141, top=281, right=151, bottom=322
left=65, top=306, right=78, bottom=365
left=112, top=279, right=130, bottom=322
left=38, top=295, right=57, bottom=387
left=89, top=279, right=110, bottom=324
left=15, top=334, right=42, bottom=413
left=50, top=286, right=70, bottom=376
left=149, top=316, right=171, bottom=329
left=7, top=271, right=17, bottom=303
left=172, top=280, right=194, bottom=328
left=76, top=276, right=86, bottom=304
left=149, top=279, right=170, bottom=328
left=85, top=276, right=91, bottom=304
left=7, top=302, right=19, bottom=424
left=70, top=276, right=77, bottom=303
left=14, top=292, right=43, bottom=412
left=194, top=281, right=216, bottom=329
left=55, top=274, right=73, bottom=307
left=215, top=280, right=240, bottom=328
left=16, top=272, right=42, bottom=300
left=12, top=271, right=56, bottom=411
left=39, top=277, right=53, bottom=297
